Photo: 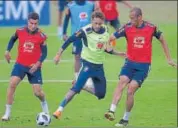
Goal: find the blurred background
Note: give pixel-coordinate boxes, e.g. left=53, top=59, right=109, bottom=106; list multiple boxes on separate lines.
left=0, top=1, right=177, bottom=127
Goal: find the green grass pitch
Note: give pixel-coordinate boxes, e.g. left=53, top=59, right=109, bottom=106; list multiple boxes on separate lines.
left=0, top=23, right=177, bottom=128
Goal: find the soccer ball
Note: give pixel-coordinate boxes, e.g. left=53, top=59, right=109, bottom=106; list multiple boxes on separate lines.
left=36, top=112, right=51, bottom=126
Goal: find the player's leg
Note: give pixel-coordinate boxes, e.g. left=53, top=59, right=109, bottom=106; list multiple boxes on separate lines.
left=110, top=18, right=121, bottom=47
left=110, top=18, right=121, bottom=30
left=74, top=54, right=81, bottom=79
left=72, top=40, right=82, bottom=83
left=53, top=60, right=89, bottom=119
left=57, top=0, right=67, bottom=38
left=92, top=67, right=107, bottom=100
left=27, top=68, right=49, bottom=114
left=2, top=63, right=25, bottom=121
left=115, top=80, right=139, bottom=127
left=115, top=64, right=150, bottom=127
left=82, top=63, right=105, bottom=96
left=105, top=60, right=132, bottom=121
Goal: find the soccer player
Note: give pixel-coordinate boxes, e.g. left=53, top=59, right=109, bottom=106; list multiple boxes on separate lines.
left=104, top=7, right=177, bottom=127
left=97, top=0, right=132, bottom=30
left=96, top=0, right=132, bottom=46
left=62, top=0, right=95, bottom=85
left=53, top=11, right=126, bottom=119
left=2, top=12, right=49, bottom=121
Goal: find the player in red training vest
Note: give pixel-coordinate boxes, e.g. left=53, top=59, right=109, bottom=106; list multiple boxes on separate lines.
left=2, top=12, right=49, bottom=121
left=104, top=7, right=177, bottom=127
left=97, top=0, right=132, bottom=46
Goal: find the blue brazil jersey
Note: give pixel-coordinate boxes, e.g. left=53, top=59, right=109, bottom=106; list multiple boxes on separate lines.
left=68, top=1, right=94, bottom=34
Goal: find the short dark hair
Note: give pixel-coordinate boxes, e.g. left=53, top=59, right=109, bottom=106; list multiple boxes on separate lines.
left=91, top=11, right=105, bottom=21
left=28, top=12, right=39, bottom=20
left=130, top=7, right=142, bottom=17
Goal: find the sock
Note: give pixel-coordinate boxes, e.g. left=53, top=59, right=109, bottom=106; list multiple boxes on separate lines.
left=57, top=98, right=67, bottom=112
left=58, top=91, right=76, bottom=112
left=41, top=100, right=49, bottom=114
left=110, top=104, right=117, bottom=112
left=57, top=106, right=64, bottom=112
left=75, top=72, right=79, bottom=80
left=83, top=78, right=95, bottom=94
left=85, top=78, right=92, bottom=86
left=85, top=78, right=94, bottom=88
left=58, top=26, right=63, bottom=37
left=123, top=111, right=130, bottom=121
left=4, top=104, right=12, bottom=117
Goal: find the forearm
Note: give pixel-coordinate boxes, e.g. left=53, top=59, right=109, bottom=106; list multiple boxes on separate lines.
left=159, top=36, right=172, bottom=61
left=63, top=14, right=70, bottom=35
left=113, top=50, right=126, bottom=58
left=39, top=44, right=47, bottom=63
left=61, top=33, right=81, bottom=50
left=122, top=1, right=132, bottom=8
left=6, top=34, right=18, bottom=52
left=94, top=1, right=100, bottom=11
left=105, top=48, right=126, bottom=58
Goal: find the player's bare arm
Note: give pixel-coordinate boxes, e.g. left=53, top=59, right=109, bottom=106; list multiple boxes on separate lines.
left=105, top=47, right=126, bottom=58
left=105, top=42, right=126, bottom=58
left=121, top=0, right=133, bottom=8
left=158, top=34, right=177, bottom=68
left=4, top=51, right=11, bottom=64
left=109, top=34, right=117, bottom=42
left=94, top=1, right=100, bottom=11
left=54, top=48, right=64, bottom=65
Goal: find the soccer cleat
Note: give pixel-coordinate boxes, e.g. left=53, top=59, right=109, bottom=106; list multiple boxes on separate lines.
left=115, top=119, right=129, bottom=127
left=1, top=115, right=10, bottom=121
left=53, top=110, right=62, bottom=119
left=104, top=111, right=115, bottom=121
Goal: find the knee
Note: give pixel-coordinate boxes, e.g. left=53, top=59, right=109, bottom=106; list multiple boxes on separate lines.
left=127, top=89, right=135, bottom=97
left=9, top=80, right=19, bottom=89
left=75, top=55, right=80, bottom=60
left=96, top=92, right=106, bottom=100
left=127, top=86, right=137, bottom=97
left=119, top=76, right=130, bottom=84
left=127, top=81, right=139, bottom=97
left=117, top=76, right=130, bottom=89
left=34, top=90, right=43, bottom=97
left=9, top=83, right=16, bottom=89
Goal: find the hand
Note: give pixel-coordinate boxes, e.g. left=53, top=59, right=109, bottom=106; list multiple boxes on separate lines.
left=118, top=52, right=127, bottom=58
left=168, top=59, right=177, bottom=68
left=4, top=51, right=11, bottom=63
left=54, top=54, right=61, bottom=65
left=29, top=61, right=41, bottom=74
left=63, top=34, right=68, bottom=41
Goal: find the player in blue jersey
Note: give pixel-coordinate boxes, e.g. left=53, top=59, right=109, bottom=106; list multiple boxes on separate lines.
left=62, top=0, right=95, bottom=86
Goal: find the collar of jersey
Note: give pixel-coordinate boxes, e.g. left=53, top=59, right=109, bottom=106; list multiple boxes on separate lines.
left=92, top=27, right=105, bottom=34
left=136, top=21, right=145, bottom=29
left=26, top=27, right=39, bottom=34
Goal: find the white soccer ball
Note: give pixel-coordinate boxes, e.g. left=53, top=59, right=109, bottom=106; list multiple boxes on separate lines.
left=36, top=112, right=51, bottom=126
